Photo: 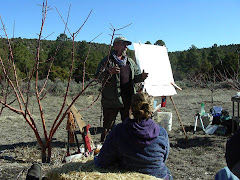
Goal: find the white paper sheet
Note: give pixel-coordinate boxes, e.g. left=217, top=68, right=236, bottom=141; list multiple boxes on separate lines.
left=133, top=43, right=177, bottom=97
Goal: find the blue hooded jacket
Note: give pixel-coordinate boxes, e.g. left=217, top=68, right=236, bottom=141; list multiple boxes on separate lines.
left=94, top=118, right=170, bottom=179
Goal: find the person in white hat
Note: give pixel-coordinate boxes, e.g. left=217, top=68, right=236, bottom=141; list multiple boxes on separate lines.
left=96, top=36, right=148, bottom=142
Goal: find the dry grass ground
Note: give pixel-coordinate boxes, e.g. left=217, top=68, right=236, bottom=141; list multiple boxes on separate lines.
left=0, top=86, right=237, bottom=179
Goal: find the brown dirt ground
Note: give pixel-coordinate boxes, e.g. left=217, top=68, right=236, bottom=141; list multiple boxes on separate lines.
left=0, top=87, right=237, bottom=179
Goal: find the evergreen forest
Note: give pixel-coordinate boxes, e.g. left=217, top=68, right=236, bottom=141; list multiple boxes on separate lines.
left=0, top=33, right=239, bottom=84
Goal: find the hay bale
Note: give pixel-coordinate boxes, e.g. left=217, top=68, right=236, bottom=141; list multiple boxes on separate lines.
left=46, top=156, right=162, bottom=180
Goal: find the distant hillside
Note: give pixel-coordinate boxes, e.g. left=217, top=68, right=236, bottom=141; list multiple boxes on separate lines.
left=0, top=34, right=239, bottom=82
left=168, top=43, right=240, bottom=81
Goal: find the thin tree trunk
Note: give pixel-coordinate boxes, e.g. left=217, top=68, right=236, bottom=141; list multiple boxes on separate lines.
left=41, top=145, right=47, bottom=163
left=41, top=144, right=51, bottom=163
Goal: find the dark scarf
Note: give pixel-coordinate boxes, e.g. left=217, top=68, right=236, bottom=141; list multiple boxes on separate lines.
left=112, top=53, right=127, bottom=67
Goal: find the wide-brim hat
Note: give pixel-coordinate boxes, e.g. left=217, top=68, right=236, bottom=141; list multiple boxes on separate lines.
left=113, top=36, right=132, bottom=45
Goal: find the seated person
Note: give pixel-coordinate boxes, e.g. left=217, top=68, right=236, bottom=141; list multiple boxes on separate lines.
left=225, top=127, right=240, bottom=178
left=94, top=92, right=172, bottom=180
left=215, top=127, right=240, bottom=180
left=215, top=166, right=239, bottom=180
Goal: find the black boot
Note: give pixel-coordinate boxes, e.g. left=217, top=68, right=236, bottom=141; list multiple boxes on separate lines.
left=26, top=163, right=42, bottom=180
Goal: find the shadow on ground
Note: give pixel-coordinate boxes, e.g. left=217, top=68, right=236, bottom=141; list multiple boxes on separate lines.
left=171, top=136, right=214, bottom=149
left=0, top=139, right=66, bottom=152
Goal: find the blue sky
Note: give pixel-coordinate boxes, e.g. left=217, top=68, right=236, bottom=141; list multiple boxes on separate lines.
left=0, top=0, right=239, bottom=52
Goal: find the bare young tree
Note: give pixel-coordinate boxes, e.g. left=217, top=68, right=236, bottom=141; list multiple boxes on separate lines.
left=189, top=47, right=240, bottom=105
left=0, top=0, right=131, bottom=163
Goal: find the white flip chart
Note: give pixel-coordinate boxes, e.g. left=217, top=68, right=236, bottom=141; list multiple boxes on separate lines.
left=133, top=43, right=177, bottom=97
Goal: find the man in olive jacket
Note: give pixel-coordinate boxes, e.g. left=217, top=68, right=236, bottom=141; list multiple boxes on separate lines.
left=96, top=36, right=148, bottom=142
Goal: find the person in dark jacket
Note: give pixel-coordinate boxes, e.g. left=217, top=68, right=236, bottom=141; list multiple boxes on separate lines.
left=215, top=128, right=240, bottom=180
left=95, top=36, right=148, bottom=142
left=225, top=127, right=240, bottom=178
left=94, top=92, right=172, bottom=180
